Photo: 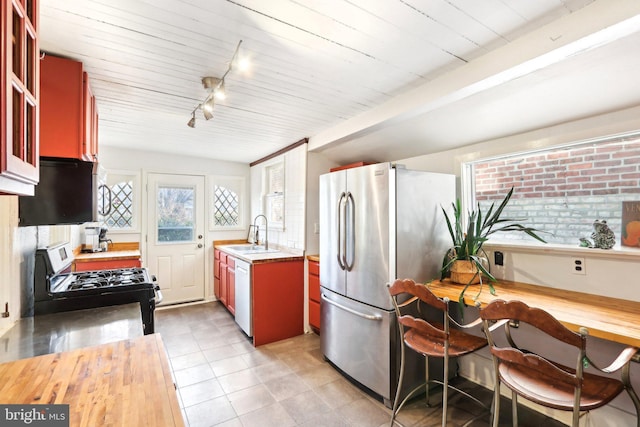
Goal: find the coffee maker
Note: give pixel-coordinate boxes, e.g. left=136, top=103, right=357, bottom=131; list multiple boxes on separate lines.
left=98, top=227, right=112, bottom=251
left=82, top=226, right=101, bottom=253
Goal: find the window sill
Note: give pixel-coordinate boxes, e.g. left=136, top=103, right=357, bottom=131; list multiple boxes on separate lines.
left=483, top=241, right=640, bottom=261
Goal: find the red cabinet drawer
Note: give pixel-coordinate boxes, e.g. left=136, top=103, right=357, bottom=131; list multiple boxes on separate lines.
left=309, top=300, right=320, bottom=331
left=308, top=273, right=320, bottom=303
left=308, top=260, right=319, bottom=276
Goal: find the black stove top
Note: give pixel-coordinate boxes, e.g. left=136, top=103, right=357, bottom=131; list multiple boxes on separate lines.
left=66, top=268, right=150, bottom=291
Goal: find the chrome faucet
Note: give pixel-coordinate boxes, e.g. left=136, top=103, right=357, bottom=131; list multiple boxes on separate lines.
left=253, top=214, right=268, bottom=250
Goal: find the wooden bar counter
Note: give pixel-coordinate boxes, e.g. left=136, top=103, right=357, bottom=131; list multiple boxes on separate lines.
left=0, top=334, right=184, bottom=426
left=427, top=278, right=640, bottom=348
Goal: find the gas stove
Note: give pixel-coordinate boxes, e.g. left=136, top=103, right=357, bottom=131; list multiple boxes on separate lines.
left=34, top=242, right=162, bottom=335
left=52, top=267, right=153, bottom=292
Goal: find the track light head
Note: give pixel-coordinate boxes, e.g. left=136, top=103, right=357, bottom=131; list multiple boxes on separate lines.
left=187, top=113, right=196, bottom=128
left=201, top=76, right=222, bottom=90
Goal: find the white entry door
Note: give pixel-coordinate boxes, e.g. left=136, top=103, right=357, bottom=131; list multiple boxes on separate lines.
left=147, top=173, right=205, bottom=305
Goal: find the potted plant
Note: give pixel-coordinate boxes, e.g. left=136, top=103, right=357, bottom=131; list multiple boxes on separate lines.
left=440, top=187, right=546, bottom=305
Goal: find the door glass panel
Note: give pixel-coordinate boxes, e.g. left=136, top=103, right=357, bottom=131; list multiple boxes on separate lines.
left=156, top=185, right=195, bottom=242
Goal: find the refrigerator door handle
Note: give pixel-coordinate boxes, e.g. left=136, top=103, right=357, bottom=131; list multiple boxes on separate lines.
left=337, top=192, right=346, bottom=270
left=321, top=293, right=382, bottom=321
left=344, top=192, right=355, bottom=271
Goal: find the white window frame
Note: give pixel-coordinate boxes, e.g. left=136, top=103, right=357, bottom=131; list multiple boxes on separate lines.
left=210, top=175, right=245, bottom=231
left=263, top=160, right=285, bottom=230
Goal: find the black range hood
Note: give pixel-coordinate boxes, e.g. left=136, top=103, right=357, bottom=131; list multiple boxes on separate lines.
left=18, top=157, right=99, bottom=226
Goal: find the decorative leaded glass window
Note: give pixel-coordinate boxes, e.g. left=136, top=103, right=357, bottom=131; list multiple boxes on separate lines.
left=211, top=176, right=245, bottom=230
left=99, top=172, right=139, bottom=231
left=214, top=185, right=239, bottom=226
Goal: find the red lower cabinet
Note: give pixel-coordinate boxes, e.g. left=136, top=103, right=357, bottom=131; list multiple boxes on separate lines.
left=215, top=250, right=236, bottom=315
left=214, top=249, right=221, bottom=298
left=252, top=259, right=304, bottom=347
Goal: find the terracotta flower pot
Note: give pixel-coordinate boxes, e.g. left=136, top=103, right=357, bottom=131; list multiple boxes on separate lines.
left=450, top=260, right=481, bottom=285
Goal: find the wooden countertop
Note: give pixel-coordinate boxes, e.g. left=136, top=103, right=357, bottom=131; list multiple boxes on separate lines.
left=427, top=278, right=640, bottom=348
left=74, top=242, right=141, bottom=263
left=0, top=334, right=184, bottom=426
left=307, top=254, right=319, bottom=262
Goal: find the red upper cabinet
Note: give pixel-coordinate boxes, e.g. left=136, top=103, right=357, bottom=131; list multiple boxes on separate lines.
left=0, top=0, right=40, bottom=195
left=40, top=55, right=98, bottom=161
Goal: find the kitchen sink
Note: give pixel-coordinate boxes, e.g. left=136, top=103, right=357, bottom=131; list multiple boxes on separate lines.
left=224, top=245, right=280, bottom=254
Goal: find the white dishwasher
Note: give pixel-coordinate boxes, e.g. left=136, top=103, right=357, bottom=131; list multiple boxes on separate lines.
left=234, top=258, right=252, bottom=337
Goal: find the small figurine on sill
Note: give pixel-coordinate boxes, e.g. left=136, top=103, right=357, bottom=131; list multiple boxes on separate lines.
left=579, top=219, right=616, bottom=249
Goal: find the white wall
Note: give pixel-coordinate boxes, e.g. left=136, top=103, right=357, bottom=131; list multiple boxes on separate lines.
left=305, top=152, right=339, bottom=256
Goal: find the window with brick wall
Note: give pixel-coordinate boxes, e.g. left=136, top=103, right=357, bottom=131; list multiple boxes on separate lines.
left=469, top=134, right=640, bottom=246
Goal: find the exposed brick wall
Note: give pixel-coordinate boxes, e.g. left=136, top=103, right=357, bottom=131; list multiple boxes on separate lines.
left=473, top=138, right=640, bottom=245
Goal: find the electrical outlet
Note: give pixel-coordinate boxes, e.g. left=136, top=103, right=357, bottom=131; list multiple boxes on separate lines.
left=572, top=257, right=586, bottom=275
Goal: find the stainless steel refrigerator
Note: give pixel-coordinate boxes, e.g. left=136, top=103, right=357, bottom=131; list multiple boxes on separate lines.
left=319, top=162, right=455, bottom=407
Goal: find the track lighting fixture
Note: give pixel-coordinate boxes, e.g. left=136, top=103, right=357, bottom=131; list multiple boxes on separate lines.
left=187, top=40, right=247, bottom=128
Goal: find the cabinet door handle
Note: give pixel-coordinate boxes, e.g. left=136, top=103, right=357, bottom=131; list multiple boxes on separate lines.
left=197, top=243, right=203, bottom=248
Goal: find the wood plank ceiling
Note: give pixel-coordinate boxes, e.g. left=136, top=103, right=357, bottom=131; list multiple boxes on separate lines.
left=39, top=0, right=600, bottom=164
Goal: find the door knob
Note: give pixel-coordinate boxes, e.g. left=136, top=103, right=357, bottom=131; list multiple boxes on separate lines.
left=198, top=234, right=203, bottom=239
left=197, top=243, right=203, bottom=248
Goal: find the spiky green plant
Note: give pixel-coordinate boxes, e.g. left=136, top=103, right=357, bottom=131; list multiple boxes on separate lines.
left=440, top=187, right=547, bottom=306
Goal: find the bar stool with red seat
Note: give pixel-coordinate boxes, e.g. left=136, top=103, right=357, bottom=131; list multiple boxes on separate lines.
left=480, top=299, right=640, bottom=427
left=388, top=278, right=490, bottom=427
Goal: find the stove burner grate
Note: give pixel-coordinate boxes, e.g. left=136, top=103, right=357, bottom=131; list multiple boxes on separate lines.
left=65, top=268, right=150, bottom=291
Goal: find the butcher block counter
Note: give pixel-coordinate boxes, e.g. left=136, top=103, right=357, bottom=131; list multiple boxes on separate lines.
left=0, top=334, right=184, bottom=426
left=427, top=278, right=640, bottom=348
left=73, top=242, right=142, bottom=271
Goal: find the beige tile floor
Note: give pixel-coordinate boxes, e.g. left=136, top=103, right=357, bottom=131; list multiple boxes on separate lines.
left=155, top=302, right=564, bottom=427
left=0, top=301, right=565, bottom=426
